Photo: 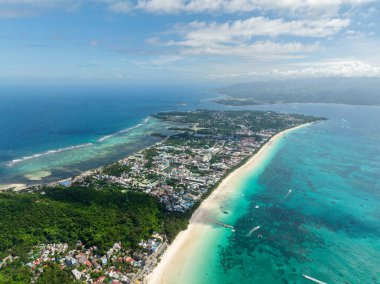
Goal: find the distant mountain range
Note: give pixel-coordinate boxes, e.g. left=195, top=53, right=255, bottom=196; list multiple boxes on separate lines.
left=216, top=77, right=380, bottom=106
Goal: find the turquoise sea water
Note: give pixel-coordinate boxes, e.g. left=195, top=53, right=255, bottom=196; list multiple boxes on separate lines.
left=174, top=104, right=380, bottom=284
left=1, top=86, right=379, bottom=283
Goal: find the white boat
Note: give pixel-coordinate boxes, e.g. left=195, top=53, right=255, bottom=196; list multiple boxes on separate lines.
left=302, top=274, right=327, bottom=284
left=284, top=189, right=292, bottom=199
left=247, top=226, right=261, bottom=236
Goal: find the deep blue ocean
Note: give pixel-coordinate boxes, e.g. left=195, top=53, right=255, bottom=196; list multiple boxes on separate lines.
left=0, top=84, right=213, bottom=184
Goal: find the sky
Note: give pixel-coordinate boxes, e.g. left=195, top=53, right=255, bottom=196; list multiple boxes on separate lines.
left=0, top=0, right=380, bottom=84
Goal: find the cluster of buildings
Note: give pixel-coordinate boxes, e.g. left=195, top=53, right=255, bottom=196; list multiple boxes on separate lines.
left=0, top=255, right=18, bottom=269
left=43, top=111, right=304, bottom=215
left=24, top=236, right=164, bottom=283
left=71, top=110, right=306, bottom=213
left=77, top=129, right=276, bottom=212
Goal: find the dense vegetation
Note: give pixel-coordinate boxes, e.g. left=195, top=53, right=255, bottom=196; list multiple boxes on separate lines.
left=102, top=163, right=131, bottom=177
left=0, top=187, right=162, bottom=257
left=35, top=264, right=73, bottom=284
left=0, top=186, right=188, bottom=282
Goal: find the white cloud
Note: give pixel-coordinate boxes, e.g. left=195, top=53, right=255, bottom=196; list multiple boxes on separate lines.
left=0, top=0, right=81, bottom=17
left=0, top=0, right=79, bottom=7
left=211, top=60, right=380, bottom=79
left=1, top=0, right=374, bottom=19
left=170, top=40, right=322, bottom=59
left=137, top=0, right=184, bottom=13
left=108, top=1, right=131, bottom=13
left=173, top=17, right=350, bottom=42
left=150, top=16, right=351, bottom=58
left=131, top=55, right=184, bottom=68
left=275, top=60, right=380, bottom=77
left=0, top=9, right=34, bottom=18
left=0, top=0, right=56, bottom=4
left=0, top=0, right=374, bottom=19
left=108, top=0, right=374, bottom=16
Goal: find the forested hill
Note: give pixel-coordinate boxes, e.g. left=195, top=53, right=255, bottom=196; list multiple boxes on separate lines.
left=0, top=187, right=188, bottom=283
left=216, top=77, right=380, bottom=106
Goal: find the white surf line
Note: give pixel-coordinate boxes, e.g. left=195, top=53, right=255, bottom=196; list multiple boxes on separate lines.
left=98, top=116, right=151, bottom=142
left=303, top=274, right=327, bottom=284
left=98, top=134, right=114, bottom=142
left=6, top=143, right=93, bottom=167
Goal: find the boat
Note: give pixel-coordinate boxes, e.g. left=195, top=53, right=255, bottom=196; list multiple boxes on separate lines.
left=247, top=226, right=261, bottom=236
left=284, top=189, right=292, bottom=199
left=302, top=274, right=327, bottom=284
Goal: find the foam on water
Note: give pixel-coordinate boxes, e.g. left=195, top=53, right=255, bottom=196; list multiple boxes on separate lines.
left=6, top=143, right=93, bottom=167
left=98, top=117, right=151, bottom=142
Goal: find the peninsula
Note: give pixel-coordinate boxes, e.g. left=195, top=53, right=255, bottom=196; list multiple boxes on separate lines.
left=0, top=110, right=322, bottom=283
left=215, top=77, right=380, bottom=106
left=147, top=123, right=310, bottom=284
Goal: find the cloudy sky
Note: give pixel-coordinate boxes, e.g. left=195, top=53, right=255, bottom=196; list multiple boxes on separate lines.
left=1, top=0, right=379, bottom=83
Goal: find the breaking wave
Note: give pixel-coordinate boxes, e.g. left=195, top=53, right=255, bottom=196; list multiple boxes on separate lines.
left=97, top=116, right=151, bottom=142
left=6, top=143, right=93, bottom=167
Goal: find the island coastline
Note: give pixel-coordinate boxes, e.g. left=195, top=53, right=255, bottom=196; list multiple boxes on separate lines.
left=146, top=123, right=311, bottom=284
left=0, top=110, right=321, bottom=283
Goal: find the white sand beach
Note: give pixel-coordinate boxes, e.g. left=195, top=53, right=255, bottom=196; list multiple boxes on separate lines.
left=146, top=123, right=310, bottom=284
left=0, top=183, right=27, bottom=192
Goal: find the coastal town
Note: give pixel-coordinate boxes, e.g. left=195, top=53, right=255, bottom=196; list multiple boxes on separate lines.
left=68, top=110, right=315, bottom=215
left=78, top=119, right=274, bottom=213
left=0, top=110, right=321, bottom=283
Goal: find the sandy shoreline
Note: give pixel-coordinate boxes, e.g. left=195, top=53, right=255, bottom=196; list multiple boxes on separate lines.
left=146, top=123, right=311, bottom=284
left=0, top=183, right=27, bottom=192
